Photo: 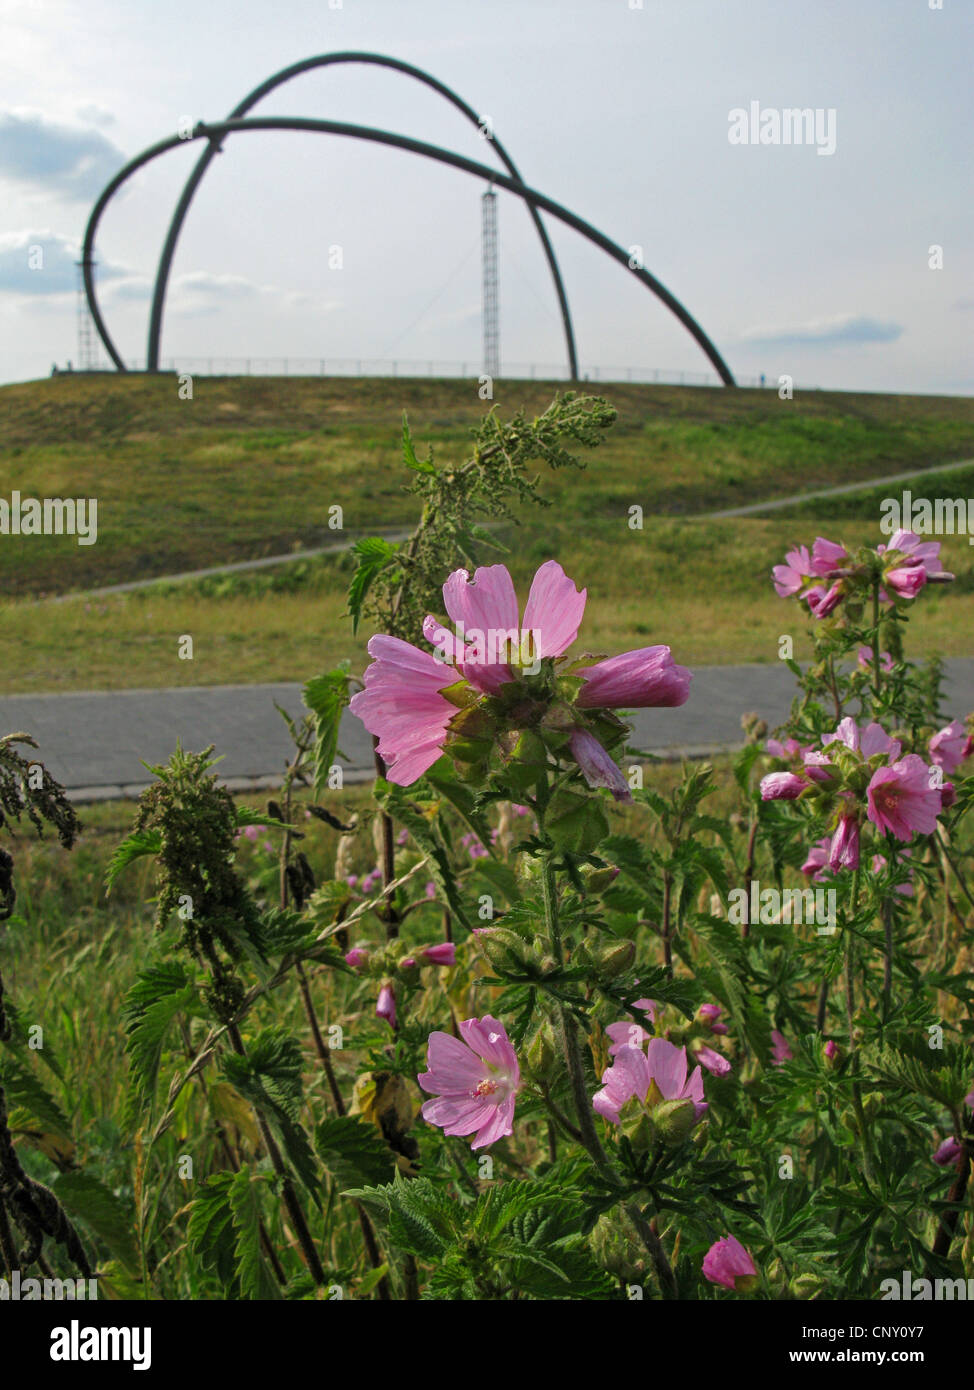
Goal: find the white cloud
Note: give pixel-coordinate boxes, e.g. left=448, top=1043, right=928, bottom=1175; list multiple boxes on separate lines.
left=739, top=314, right=904, bottom=349
left=0, top=108, right=126, bottom=199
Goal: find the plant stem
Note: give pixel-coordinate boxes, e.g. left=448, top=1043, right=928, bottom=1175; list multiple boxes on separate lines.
left=844, top=867, right=876, bottom=1185
left=815, top=976, right=830, bottom=1033
left=625, top=1203, right=677, bottom=1297
left=872, top=579, right=882, bottom=707
left=661, top=871, right=673, bottom=968
left=372, top=742, right=400, bottom=940
left=932, top=1124, right=973, bottom=1258
left=539, top=850, right=617, bottom=1183
left=881, top=900, right=893, bottom=1012
left=226, top=1021, right=327, bottom=1286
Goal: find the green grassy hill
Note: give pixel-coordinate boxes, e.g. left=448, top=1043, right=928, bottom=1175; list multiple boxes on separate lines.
left=2, top=373, right=973, bottom=693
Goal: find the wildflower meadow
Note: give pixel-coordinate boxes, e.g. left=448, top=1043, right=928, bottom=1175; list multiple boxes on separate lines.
left=2, top=393, right=972, bottom=1325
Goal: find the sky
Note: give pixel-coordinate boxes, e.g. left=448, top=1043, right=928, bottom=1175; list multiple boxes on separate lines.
left=0, top=0, right=971, bottom=393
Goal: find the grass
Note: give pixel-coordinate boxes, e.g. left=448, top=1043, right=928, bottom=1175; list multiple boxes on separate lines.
left=5, top=514, right=972, bottom=695
left=2, top=374, right=974, bottom=693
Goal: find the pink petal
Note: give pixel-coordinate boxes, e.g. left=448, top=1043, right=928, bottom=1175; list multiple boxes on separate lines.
left=521, top=560, right=587, bottom=659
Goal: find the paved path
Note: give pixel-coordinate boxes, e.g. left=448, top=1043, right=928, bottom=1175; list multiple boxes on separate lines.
left=701, top=456, right=974, bottom=520
left=30, top=456, right=974, bottom=604
left=4, top=661, right=973, bottom=803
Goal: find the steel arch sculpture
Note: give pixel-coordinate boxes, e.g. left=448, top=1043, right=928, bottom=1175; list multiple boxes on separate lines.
left=146, top=52, right=579, bottom=378
left=82, top=65, right=736, bottom=386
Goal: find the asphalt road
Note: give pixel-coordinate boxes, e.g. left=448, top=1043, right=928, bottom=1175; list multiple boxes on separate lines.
left=4, top=659, right=973, bottom=802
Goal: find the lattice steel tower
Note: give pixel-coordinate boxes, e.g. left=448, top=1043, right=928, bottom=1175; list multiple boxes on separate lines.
left=481, top=187, right=499, bottom=379
left=76, top=259, right=99, bottom=370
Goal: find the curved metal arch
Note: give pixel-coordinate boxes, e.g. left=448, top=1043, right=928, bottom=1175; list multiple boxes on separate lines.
left=83, top=117, right=736, bottom=386
left=146, top=51, right=578, bottom=377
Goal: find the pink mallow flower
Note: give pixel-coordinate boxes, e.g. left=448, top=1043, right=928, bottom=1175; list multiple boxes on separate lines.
left=824, top=1039, right=839, bottom=1062
left=702, top=1235, right=759, bottom=1292
left=871, top=852, right=914, bottom=897
left=697, top=1003, right=729, bottom=1035
left=801, top=837, right=832, bottom=882
left=760, top=770, right=808, bottom=800
left=929, top=720, right=973, bottom=775
left=692, top=1041, right=732, bottom=1077
left=933, top=1137, right=962, bottom=1167
left=810, top=536, right=849, bottom=577
left=592, top=1038, right=707, bottom=1128
left=765, top=736, right=816, bottom=761
left=805, top=581, right=843, bottom=619
left=376, top=983, right=397, bottom=1031
left=348, top=634, right=460, bottom=787
left=882, top=529, right=948, bottom=579
left=826, top=716, right=901, bottom=761
left=857, top=646, right=894, bottom=674
left=605, top=998, right=658, bottom=1055
left=867, top=755, right=943, bottom=840
left=350, top=560, right=690, bottom=792
left=770, top=1030, right=793, bottom=1065
left=772, top=545, right=812, bottom=598
left=419, top=942, right=456, bottom=967
left=344, top=947, right=369, bottom=970
left=883, top=562, right=926, bottom=600
left=575, top=645, right=692, bottom=710
left=418, top=1016, right=520, bottom=1150
left=829, top=812, right=860, bottom=871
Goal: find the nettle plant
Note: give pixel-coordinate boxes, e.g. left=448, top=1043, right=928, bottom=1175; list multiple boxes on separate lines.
left=97, top=419, right=974, bottom=1300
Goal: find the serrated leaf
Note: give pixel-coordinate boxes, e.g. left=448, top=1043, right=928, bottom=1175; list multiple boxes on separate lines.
left=316, top=1115, right=397, bottom=1189
left=0, top=1053, right=72, bottom=1140
left=104, top=829, right=162, bottom=892
left=122, top=962, right=197, bottom=1109
left=187, top=1172, right=237, bottom=1284
left=53, top=1171, right=139, bottom=1274
left=402, top=413, right=436, bottom=475
left=221, top=1029, right=321, bottom=1203
left=347, top=537, right=399, bottom=634
left=303, top=664, right=351, bottom=797
left=229, top=1165, right=280, bottom=1300
left=376, top=782, right=472, bottom=931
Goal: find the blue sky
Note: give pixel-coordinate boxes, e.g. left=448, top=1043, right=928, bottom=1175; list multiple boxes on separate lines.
left=1, top=0, right=971, bottom=393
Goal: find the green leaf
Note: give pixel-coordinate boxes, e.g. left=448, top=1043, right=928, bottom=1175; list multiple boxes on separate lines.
left=53, top=1171, right=139, bottom=1274
left=375, top=782, right=473, bottom=931
left=0, top=1052, right=72, bottom=1139
left=221, top=1029, right=321, bottom=1203
left=545, top=789, right=609, bottom=857
left=316, top=1116, right=397, bottom=1189
left=187, top=1172, right=237, bottom=1284
left=424, top=763, right=495, bottom=849
left=347, top=537, right=399, bottom=634
left=256, top=907, right=319, bottom=958
left=0, top=997, right=66, bottom=1081
left=229, top=1165, right=281, bottom=1300
left=104, top=829, right=162, bottom=892
left=303, top=663, right=351, bottom=797
left=402, top=413, right=436, bottom=475
left=122, top=962, right=197, bottom=1109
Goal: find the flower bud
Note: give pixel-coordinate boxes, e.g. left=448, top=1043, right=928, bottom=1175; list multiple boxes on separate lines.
left=582, top=866, right=621, bottom=894
left=419, top=942, right=456, bottom=967
left=480, top=927, right=539, bottom=978
left=790, top=1271, right=827, bottom=1299
left=653, top=1097, right=699, bottom=1145
left=526, top=1022, right=559, bottom=1080
left=376, top=982, right=397, bottom=1031
left=574, top=936, right=635, bottom=982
